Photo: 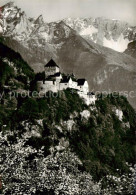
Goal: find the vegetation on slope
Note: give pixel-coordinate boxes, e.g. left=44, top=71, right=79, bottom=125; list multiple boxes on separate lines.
left=1, top=87, right=135, bottom=178
left=0, top=41, right=135, bottom=194
left=0, top=37, right=34, bottom=89
left=0, top=89, right=135, bottom=194
left=0, top=39, right=34, bottom=128
left=69, top=94, right=135, bottom=180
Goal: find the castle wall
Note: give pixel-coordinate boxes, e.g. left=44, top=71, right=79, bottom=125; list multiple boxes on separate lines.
left=37, top=81, right=58, bottom=93
left=44, top=81, right=54, bottom=85
left=42, top=85, right=58, bottom=93
left=59, top=83, right=70, bottom=91
left=56, top=77, right=62, bottom=85
left=45, top=67, right=60, bottom=77
left=68, top=78, right=73, bottom=88
left=37, top=80, right=96, bottom=105
left=59, top=78, right=73, bottom=91
left=37, top=65, right=95, bottom=104
left=78, top=81, right=89, bottom=94
left=72, top=81, right=78, bottom=89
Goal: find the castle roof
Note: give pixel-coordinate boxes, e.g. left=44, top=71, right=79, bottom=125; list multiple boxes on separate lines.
left=60, top=76, right=71, bottom=83
left=44, top=59, right=59, bottom=68
left=48, top=72, right=62, bottom=80
left=53, top=72, right=62, bottom=77
left=77, top=79, right=86, bottom=86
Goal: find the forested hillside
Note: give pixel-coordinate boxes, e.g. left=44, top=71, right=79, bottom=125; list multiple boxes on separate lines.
left=0, top=41, right=135, bottom=194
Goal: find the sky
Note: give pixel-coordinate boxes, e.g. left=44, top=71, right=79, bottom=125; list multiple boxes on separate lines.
left=0, top=0, right=136, bottom=25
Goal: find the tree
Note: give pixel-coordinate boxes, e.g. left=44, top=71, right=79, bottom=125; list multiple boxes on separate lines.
left=18, top=98, right=39, bottom=121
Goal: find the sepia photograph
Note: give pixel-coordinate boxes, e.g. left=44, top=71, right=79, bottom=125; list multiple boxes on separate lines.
left=0, top=0, right=135, bottom=194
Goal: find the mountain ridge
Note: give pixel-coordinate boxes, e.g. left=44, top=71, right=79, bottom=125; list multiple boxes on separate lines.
left=0, top=2, right=136, bottom=108
left=63, top=17, right=136, bottom=52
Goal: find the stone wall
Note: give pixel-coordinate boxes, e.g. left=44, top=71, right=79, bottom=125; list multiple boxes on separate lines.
left=37, top=81, right=58, bottom=93
left=37, top=78, right=95, bottom=105
left=45, top=67, right=60, bottom=77
left=59, top=83, right=69, bottom=91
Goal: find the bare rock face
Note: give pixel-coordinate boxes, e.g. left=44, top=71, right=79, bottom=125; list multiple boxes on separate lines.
left=0, top=2, right=136, bottom=108
left=63, top=17, right=136, bottom=52
left=125, top=41, right=136, bottom=59
left=34, top=15, right=44, bottom=26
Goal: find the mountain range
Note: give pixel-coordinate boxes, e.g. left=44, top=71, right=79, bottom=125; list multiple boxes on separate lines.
left=0, top=2, right=136, bottom=108
left=63, top=17, right=136, bottom=52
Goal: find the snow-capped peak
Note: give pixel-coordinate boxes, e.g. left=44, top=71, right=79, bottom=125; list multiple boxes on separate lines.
left=0, top=2, right=33, bottom=39
left=64, top=17, right=136, bottom=52
left=0, top=2, right=73, bottom=43
left=0, top=2, right=136, bottom=53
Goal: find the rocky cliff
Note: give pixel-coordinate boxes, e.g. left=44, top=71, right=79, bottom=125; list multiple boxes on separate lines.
left=125, top=40, right=136, bottom=58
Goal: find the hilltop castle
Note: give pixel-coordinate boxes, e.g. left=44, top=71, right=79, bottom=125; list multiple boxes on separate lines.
left=37, top=59, right=96, bottom=105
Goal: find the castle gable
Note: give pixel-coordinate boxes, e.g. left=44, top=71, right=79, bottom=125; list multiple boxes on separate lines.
left=60, top=76, right=72, bottom=84
left=45, top=59, right=59, bottom=68
left=45, top=59, right=60, bottom=77
left=77, top=79, right=86, bottom=86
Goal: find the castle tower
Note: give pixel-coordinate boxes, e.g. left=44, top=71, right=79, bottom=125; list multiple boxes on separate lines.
left=44, top=59, right=60, bottom=78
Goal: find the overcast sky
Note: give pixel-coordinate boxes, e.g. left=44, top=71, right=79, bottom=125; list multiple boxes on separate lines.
left=0, top=0, right=136, bottom=25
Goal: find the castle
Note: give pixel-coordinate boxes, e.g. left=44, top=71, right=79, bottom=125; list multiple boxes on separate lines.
left=37, top=59, right=96, bottom=105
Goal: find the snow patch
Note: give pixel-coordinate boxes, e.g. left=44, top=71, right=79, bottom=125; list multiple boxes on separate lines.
left=128, top=27, right=132, bottom=31
left=103, top=34, right=130, bottom=52
left=80, top=25, right=98, bottom=36
left=40, top=32, right=51, bottom=41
